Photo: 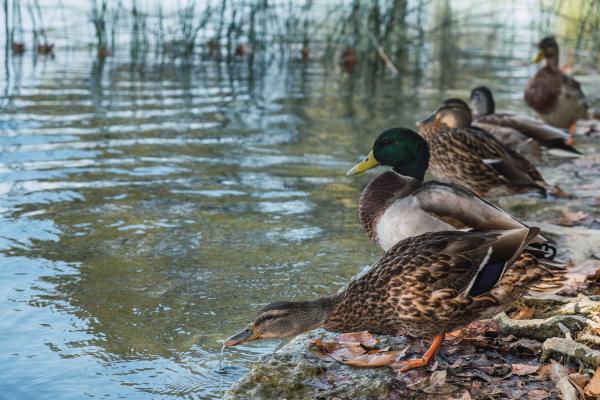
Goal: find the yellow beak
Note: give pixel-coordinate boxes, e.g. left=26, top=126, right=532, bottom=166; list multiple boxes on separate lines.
left=346, top=150, right=380, bottom=176
left=532, top=50, right=544, bottom=64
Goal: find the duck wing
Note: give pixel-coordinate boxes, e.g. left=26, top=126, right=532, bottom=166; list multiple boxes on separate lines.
left=443, top=127, right=546, bottom=193
left=477, top=113, right=581, bottom=154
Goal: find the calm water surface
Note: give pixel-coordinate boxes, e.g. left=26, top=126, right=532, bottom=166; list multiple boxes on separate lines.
left=0, top=4, right=598, bottom=399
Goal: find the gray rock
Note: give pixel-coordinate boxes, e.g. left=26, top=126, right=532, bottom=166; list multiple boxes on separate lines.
left=541, top=337, right=600, bottom=368
left=223, top=329, right=400, bottom=400
left=495, top=312, right=588, bottom=340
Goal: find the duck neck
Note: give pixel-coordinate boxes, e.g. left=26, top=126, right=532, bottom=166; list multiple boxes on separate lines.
left=392, top=160, right=427, bottom=182
left=545, top=54, right=559, bottom=69
left=358, top=171, right=417, bottom=244
left=305, top=295, right=341, bottom=328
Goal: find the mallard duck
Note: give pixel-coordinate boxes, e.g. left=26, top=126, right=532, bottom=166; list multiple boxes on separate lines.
left=225, top=228, right=564, bottom=371
left=417, top=98, right=547, bottom=196
left=524, top=36, right=588, bottom=145
left=471, top=86, right=581, bottom=156
left=345, top=128, right=554, bottom=257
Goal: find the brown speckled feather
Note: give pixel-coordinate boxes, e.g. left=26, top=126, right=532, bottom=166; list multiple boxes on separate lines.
left=419, top=125, right=546, bottom=195
left=323, top=229, right=560, bottom=337
left=525, top=66, right=562, bottom=114
left=525, top=66, right=588, bottom=128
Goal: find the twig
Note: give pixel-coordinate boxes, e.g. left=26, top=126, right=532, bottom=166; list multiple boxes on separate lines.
left=368, top=32, right=399, bottom=76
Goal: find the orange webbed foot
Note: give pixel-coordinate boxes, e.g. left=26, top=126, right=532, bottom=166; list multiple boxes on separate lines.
left=392, top=357, right=431, bottom=372
left=392, top=333, right=445, bottom=373
left=566, top=121, right=577, bottom=145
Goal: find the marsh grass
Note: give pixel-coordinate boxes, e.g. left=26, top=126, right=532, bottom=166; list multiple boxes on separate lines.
left=2, top=0, right=599, bottom=68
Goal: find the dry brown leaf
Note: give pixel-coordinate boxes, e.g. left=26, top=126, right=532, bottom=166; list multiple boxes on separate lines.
left=592, top=327, right=600, bottom=336
left=511, top=363, right=539, bottom=376
left=560, top=260, right=600, bottom=293
left=536, top=360, right=570, bottom=383
left=557, top=210, right=589, bottom=226
left=336, top=331, right=379, bottom=347
left=344, top=350, right=405, bottom=367
left=528, top=388, right=549, bottom=400
left=455, top=391, right=472, bottom=400
left=584, top=367, right=600, bottom=397
left=569, top=373, right=589, bottom=398
left=512, top=307, right=536, bottom=320
left=506, top=338, right=542, bottom=355
left=428, top=370, right=447, bottom=386
left=310, top=338, right=367, bottom=362
left=310, top=333, right=404, bottom=367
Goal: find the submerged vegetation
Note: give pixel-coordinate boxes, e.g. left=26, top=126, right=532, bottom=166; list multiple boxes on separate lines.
left=1, top=0, right=600, bottom=72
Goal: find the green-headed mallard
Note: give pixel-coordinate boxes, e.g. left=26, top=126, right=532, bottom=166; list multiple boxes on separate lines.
left=225, top=228, right=564, bottom=371
left=524, top=36, right=588, bottom=144
left=471, top=86, right=581, bottom=156
left=417, top=98, right=547, bottom=196
left=345, top=128, right=554, bottom=257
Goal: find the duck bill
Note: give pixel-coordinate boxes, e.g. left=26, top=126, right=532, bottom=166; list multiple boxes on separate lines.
left=224, top=326, right=260, bottom=347
left=416, top=111, right=436, bottom=127
left=346, top=150, right=380, bottom=176
left=532, top=50, right=544, bottom=64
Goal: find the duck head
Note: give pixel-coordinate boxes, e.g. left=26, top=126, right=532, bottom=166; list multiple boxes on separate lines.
left=224, top=298, right=335, bottom=346
left=346, top=128, right=430, bottom=181
left=533, top=36, right=559, bottom=67
left=470, top=86, right=495, bottom=117
left=417, top=98, right=472, bottom=129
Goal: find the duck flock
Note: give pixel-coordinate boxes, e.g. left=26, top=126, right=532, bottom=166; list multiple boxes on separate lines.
left=224, top=36, right=593, bottom=372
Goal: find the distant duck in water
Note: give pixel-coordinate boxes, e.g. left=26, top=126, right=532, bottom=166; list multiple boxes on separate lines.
left=471, top=86, right=581, bottom=157
left=417, top=99, right=548, bottom=196
left=345, top=128, right=555, bottom=259
left=524, top=36, right=588, bottom=145
left=225, top=228, right=565, bottom=371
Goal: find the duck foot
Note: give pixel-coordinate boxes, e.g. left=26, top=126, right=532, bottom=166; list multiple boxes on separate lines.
left=565, top=121, right=577, bottom=145
left=551, top=185, right=572, bottom=199
left=392, top=333, right=445, bottom=372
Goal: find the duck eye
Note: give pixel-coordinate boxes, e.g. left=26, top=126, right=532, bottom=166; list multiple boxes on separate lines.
left=380, top=139, right=391, bottom=145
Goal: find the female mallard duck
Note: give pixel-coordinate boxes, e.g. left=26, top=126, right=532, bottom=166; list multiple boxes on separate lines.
left=471, top=86, right=581, bottom=156
left=225, top=228, right=563, bottom=371
left=524, top=36, right=588, bottom=145
left=417, top=98, right=547, bottom=196
left=345, top=127, right=554, bottom=257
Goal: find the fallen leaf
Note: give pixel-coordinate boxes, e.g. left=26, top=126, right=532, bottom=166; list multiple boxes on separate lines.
left=401, top=369, right=432, bottom=390
left=528, top=388, right=549, bottom=400
left=428, top=370, right=447, bottom=386
left=310, top=333, right=404, bottom=367
left=344, top=349, right=405, bottom=367
left=478, top=364, right=512, bottom=378
left=310, top=338, right=366, bottom=362
left=511, top=363, right=539, bottom=376
left=455, top=391, right=472, bottom=400
left=506, top=338, right=542, bottom=355
left=560, top=260, right=600, bottom=294
left=336, top=331, right=379, bottom=347
left=512, top=307, right=536, bottom=320
left=569, top=373, right=589, bottom=398
left=557, top=210, right=589, bottom=226
left=584, top=367, right=600, bottom=397
left=593, top=327, right=600, bottom=335
left=536, top=360, right=571, bottom=383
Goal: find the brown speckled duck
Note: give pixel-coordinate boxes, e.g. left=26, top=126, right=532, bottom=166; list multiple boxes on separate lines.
left=524, top=36, right=588, bottom=145
left=471, top=86, right=581, bottom=156
left=345, top=128, right=554, bottom=257
left=417, top=98, right=547, bottom=196
left=224, top=228, right=564, bottom=371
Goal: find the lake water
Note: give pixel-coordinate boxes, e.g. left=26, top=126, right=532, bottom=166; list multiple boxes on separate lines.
left=0, top=1, right=598, bottom=399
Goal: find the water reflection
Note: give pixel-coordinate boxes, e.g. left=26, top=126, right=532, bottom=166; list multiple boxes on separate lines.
left=0, top=2, right=599, bottom=399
